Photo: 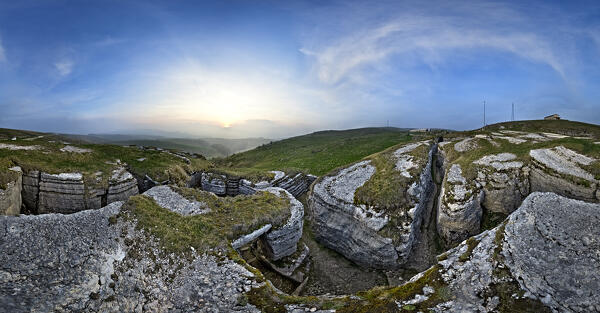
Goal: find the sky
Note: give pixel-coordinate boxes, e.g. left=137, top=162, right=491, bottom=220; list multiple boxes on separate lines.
left=0, top=0, right=599, bottom=139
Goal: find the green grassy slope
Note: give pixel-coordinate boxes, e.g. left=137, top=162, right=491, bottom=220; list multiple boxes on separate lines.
left=480, top=119, right=600, bottom=138
left=217, top=128, right=413, bottom=176
left=0, top=129, right=211, bottom=188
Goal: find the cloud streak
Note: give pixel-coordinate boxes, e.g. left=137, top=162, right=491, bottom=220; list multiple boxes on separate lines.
left=301, top=2, right=568, bottom=85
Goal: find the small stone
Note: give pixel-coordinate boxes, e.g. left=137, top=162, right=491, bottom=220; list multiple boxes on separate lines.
left=310, top=308, right=317, bottom=312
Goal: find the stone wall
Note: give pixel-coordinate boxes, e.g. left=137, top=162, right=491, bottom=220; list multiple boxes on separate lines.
left=18, top=167, right=139, bottom=215
left=195, top=171, right=316, bottom=199
left=0, top=167, right=22, bottom=216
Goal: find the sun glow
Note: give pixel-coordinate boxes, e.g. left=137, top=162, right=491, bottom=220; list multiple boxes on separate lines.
left=135, top=64, right=299, bottom=128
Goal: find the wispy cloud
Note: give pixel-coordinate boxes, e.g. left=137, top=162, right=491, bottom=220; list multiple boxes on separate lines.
left=54, top=59, right=74, bottom=76
left=301, top=2, right=568, bottom=84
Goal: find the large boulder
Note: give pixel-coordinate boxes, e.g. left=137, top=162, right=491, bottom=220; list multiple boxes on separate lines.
left=309, top=142, right=437, bottom=269
left=352, top=192, right=600, bottom=312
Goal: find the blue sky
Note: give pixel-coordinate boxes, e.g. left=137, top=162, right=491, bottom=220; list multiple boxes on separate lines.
left=0, top=0, right=599, bottom=138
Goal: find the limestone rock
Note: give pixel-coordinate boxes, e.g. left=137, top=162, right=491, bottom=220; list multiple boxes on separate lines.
left=144, top=185, right=210, bottom=216
left=437, top=164, right=483, bottom=245
left=0, top=201, right=260, bottom=312
left=38, top=172, right=86, bottom=214
left=261, top=187, right=304, bottom=260
left=0, top=167, right=22, bottom=216
left=502, top=193, right=600, bottom=312
left=272, top=173, right=317, bottom=198
left=529, top=146, right=597, bottom=202
left=424, top=193, right=599, bottom=312
left=310, top=142, right=436, bottom=269
left=21, top=170, right=40, bottom=212
left=201, top=172, right=227, bottom=195
left=107, top=167, right=139, bottom=203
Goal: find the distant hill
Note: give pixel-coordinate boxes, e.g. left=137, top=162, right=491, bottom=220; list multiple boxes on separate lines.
left=62, top=134, right=272, bottom=158
left=218, top=127, right=414, bottom=176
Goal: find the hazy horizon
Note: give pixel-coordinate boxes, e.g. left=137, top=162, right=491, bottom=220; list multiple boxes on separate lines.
left=1, top=0, right=600, bottom=138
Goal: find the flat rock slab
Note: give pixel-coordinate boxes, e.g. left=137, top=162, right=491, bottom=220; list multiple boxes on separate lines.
left=0, top=143, right=41, bottom=150
left=530, top=146, right=596, bottom=181
left=144, top=185, right=210, bottom=216
left=60, top=145, right=92, bottom=153
left=503, top=192, right=600, bottom=312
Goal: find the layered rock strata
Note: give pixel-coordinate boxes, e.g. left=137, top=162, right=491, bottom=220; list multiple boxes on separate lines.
left=309, top=142, right=436, bottom=269
left=196, top=171, right=316, bottom=198
left=17, top=167, right=139, bottom=214
left=261, top=188, right=304, bottom=260
left=438, top=134, right=599, bottom=245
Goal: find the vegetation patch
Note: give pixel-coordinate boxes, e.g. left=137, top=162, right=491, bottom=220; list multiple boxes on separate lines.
left=120, top=188, right=291, bottom=254
left=218, top=128, right=412, bottom=176
left=458, top=237, right=481, bottom=262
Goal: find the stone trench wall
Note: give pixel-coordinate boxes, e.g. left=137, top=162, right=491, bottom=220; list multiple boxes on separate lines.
left=190, top=171, right=317, bottom=199
left=0, top=167, right=23, bottom=216
left=308, top=143, right=439, bottom=269
left=13, top=167, right=139, bottom=215
left=437, top=141, right=600, bottom=246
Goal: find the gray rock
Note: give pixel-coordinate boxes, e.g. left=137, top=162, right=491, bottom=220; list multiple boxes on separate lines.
left=0, top=167, right=22, bottom=216
left=503, top=193, right=600, bottom=313
left=309, top=161, right=399, bottom=268
left=144, top=185, right=210, bottom=216
left=427, top=192, right=600, bottom=312
left=437, top=164, right=483, bottom=245
left=262, top=188, right=304, bottom=260
left=201, top=172, right=227, bottom=195
left=21, top=170, right=40, bottom=211
left=310, top=143, right=437, bottom=269
left=107, top=167, right=139, bottom=203
left=272, top=173, right=317, bottom=198
left=38, top=172, right=86, bottom=214
left=0, top=201, right=260, bottom=312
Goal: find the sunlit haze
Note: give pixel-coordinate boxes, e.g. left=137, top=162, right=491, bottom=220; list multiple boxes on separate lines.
left=1, top=1, right=599, bottom=138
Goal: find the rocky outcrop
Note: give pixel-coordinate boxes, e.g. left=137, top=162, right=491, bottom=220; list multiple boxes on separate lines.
left=438, top=135, right=599, bottom=245
left=309, top=142, right=437, bottom=269
left=107, top=167, right=139, bottom=203
left=0, top=201, right=261, bottom=312
left=437, top=163, right=483, bottom=246
left=529, top=146, right=598, bottom=202
left=195, top=171, right=316, bottom=198
left=0, top=167, right=22, bottom=216
left=272, top=173, right=317, bottom=198
left=261, top=188, right=304, bottom=260
left=144, top=185, right=210, bottom=216
left=201, top=172, right=227, bottom=195
left=385, top=192, right=600, bottom=312
left=21, top=167, right=139, bottom=214
left=38, top=172, right=87, bottom=214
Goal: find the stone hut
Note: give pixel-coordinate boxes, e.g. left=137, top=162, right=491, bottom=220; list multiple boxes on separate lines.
left=544, top=114, right=560, bottom=120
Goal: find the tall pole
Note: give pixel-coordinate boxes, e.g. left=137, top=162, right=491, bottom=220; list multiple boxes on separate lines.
left=483, top=101, right=486, bottom=127
left=512, top=102, right=515, bottom=121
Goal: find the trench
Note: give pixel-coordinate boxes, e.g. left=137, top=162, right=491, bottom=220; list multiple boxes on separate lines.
left=254, top=141, right=449, bottom=296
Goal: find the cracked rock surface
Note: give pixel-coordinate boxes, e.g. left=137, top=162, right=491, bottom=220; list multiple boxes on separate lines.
left=0, top=201, right=260, bottom=313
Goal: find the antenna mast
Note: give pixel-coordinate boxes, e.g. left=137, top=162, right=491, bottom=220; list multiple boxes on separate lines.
left=483, top=100, right=486, bottom=127
left=512, top=102, right=515, bottom=121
